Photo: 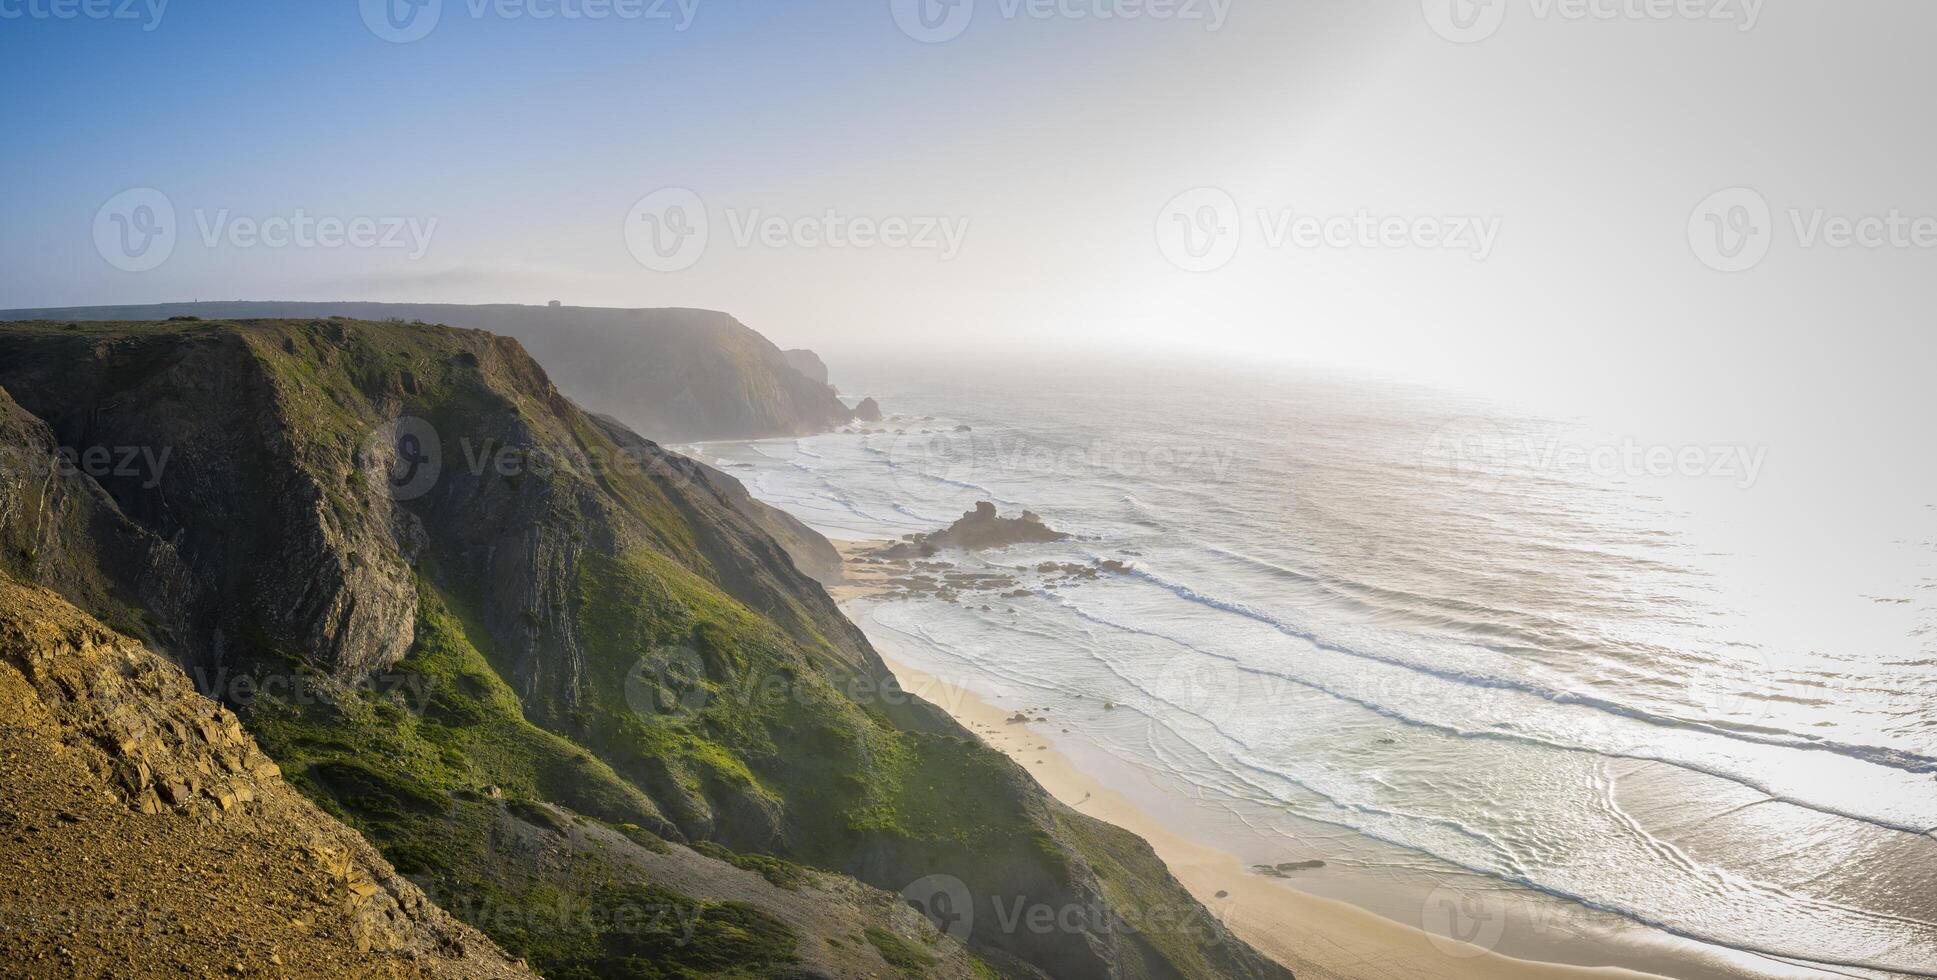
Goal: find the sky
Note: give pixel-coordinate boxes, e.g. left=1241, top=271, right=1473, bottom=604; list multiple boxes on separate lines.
left=3, top=1, right=1935, bottom=453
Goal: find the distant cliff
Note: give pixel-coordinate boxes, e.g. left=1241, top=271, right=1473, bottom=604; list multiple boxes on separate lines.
left=0, top=303, right=864, bottom=442
left=782, top=348, right=830, bottom=386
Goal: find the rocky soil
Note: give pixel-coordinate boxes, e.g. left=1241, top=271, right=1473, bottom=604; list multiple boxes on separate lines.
left=0, top=574, right=531, bottom=979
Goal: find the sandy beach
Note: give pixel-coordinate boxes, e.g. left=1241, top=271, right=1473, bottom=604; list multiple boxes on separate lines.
left=834, top=541, right=1676, bottom=980
left=877, top=650, right=1678, bottom=980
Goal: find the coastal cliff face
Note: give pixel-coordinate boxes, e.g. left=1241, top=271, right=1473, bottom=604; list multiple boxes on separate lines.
left=0, top=303, right=863, bottom=442
left=591, top=412, right=847, bottom=588
left=0, top=318, right=1290, bottom=979
left=0, top=324, right=419, bottom=682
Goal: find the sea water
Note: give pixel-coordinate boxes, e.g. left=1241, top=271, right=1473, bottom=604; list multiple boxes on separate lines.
left=688, top=352, right=1937, bottom=979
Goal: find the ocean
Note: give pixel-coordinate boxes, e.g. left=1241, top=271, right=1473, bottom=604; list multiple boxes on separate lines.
left=686, top=352, right=1937, bottom=979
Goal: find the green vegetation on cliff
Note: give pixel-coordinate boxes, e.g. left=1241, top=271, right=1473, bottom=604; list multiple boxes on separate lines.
left=0, top=318, right=1289, bottom=980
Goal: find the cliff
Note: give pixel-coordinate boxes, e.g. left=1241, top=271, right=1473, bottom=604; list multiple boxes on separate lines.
left=590, top=412, right=846, bottom=588
left=0, top=303, right=863, bottom=442
left=782, top=349, right=830, bottom=386
left=0, top=318, right=1290, bottom=980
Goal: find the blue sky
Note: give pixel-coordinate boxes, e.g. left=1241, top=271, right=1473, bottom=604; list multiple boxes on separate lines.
left=1, top=1, right=1087, bottom=292
left=4, top=0, right=1935, bottom=473
left=1, top=2, right=961, bottom=274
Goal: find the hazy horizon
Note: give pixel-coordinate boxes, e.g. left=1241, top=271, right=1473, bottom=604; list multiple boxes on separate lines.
left=7, top=3, right=1935, bottom=425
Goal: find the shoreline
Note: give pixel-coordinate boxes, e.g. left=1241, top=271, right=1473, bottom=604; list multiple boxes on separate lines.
left=870, top=641, right=1675, bottom=980
left=829, top=539, right=1718, bottom=980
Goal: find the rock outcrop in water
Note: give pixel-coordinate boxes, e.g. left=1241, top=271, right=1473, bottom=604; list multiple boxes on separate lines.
left=889, top=502, right=1072, bottom=557
left=0, top=318, right=1290, bottom=980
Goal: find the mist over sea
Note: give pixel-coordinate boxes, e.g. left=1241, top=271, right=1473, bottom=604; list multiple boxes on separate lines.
left=691, top=353, right=1937, bottom=979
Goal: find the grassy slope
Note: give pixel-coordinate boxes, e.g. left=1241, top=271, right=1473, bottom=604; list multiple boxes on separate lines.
left=248, top=583, right=808, bottom=979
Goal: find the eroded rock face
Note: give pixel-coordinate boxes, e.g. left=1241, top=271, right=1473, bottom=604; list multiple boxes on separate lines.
left=0, top=328, right=416, bottom=682
left=0, top=574, right=533, bottom=978
left=0, top=386, right=202, bottom=655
